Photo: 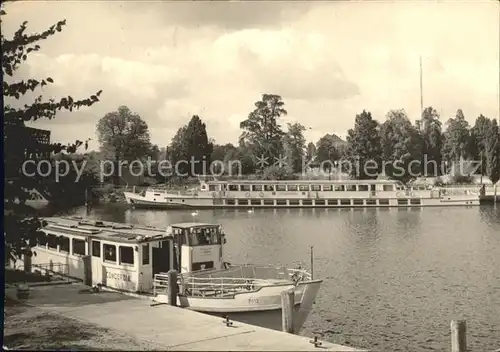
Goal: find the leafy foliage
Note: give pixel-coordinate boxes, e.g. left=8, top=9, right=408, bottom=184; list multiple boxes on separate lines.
left=2, top=5, right=103, bottom=261
left=418, top=107, right=443, bottom=176
left=167, top=115, right=213, bottom=176
left=442, top=109, right=471, bottom=163
left=315, top=134, right=342, bottom=172
left=96, top=106, right=152, bottom=163
left=380, top=109, right=422, bottom=183
left=345, top=110, right=382, bottom=179
left=239, top=94, right=286, bottom=162
left=282, top=122, right=306, bottom=173
left=485, top=119, right=500, bottom=184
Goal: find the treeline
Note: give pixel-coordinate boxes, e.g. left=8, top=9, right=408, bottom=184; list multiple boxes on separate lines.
left=155, top=95, right=499, bottom=184
left=93, top=95, right=500, bottom=185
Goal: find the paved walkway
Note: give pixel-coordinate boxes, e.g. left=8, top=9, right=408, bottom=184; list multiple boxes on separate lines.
left=6, top=283, right=366, bottom=351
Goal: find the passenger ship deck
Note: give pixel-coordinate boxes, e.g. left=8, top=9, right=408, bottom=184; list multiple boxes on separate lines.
left=123, top=179, right=481, bottom=208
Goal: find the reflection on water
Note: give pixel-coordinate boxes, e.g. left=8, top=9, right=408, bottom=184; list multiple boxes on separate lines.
left=65, top=205, right=500, bottom=351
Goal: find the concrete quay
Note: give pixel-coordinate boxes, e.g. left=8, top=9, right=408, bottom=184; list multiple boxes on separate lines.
left=5, top=283, right=366, bottom=351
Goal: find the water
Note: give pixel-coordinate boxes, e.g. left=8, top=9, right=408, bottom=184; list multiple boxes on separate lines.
left=65, top=205, right=500, bottom=351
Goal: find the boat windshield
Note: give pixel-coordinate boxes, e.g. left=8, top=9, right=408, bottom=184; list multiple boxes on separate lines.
left=188, top=227, right=221, bottom=246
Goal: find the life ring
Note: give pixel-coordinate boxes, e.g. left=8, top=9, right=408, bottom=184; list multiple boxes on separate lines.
left=245, top=192, right=250, bottom=197
left=396, top=191, right=404, bottom=197
left=272, top=191, right=276, bottom=195
left=259, top=191, right=264, bottom=197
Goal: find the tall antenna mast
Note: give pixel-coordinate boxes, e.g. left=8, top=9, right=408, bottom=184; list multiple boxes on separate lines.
left=419, top=56, right=424, bottom=116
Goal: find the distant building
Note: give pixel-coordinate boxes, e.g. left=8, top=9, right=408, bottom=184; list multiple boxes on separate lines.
left=4, top=123, right=52, bottom=209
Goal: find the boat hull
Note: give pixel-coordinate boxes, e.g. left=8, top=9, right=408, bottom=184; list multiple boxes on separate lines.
left=124, top=191, right=480, bottom=209
left=154, top=279, right=322, bottom=313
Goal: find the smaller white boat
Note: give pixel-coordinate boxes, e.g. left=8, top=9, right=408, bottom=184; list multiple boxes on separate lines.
left=153, top=264, right=321, bottom=313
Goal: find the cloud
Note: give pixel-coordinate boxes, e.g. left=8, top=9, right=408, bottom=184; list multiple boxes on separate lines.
left=2, top=0, right=498, bottom=150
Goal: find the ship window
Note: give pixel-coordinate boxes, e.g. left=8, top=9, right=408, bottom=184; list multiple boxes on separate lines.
left=334, top=185, right=345, bottom=191
left=322, top=185, right=333, bottom=191
left=189, top=227, right=220, bottom=246
left=252, top=184, right=263, bottom=191
left=47, top=234, right=58, bottom=250
left=154, top=193, right=161, bottom=196
left=299, top=185, right=309, bottom=191
left=119, top=246, right=134, bottom=265
left=142, top=244, right=150, bottom=265
left=276, top=185, right=286, bottom=191
left=346, top=185, right=357, bottom=191
left=264, top=185, right=274, bottom=191
left=92, top=240, right=101, bottom=257
left=59, top=236, right=70, bottom=253
left=208, top=185, right=218, bottom=191
left=311, top=185, right=321, bottom=191
left=383, top=185, right=394, bottom=191
left=72, top=238, right=86, bottom=256
left=241, top=184, right=251, bottom=191
left=104, top=244, right=117, bottom=262
left=358, top=185, right=369, bottom=191
left=287, top=185, right=298, bottom=191
left=228, top=185, right=239, bottom=191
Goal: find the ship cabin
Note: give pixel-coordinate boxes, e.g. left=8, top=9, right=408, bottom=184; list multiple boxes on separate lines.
left=200, top=179, right=405, bottom=194
left=25, top=217, right=226, bottom=293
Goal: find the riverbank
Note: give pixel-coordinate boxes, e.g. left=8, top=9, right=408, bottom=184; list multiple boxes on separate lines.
left=4, top=283, right=364, bottom=351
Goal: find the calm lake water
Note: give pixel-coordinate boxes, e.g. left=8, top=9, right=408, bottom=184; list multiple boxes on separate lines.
left=65, top=205, right=500, bottom=351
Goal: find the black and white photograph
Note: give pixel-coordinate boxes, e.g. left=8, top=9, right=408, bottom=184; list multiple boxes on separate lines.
left=2, top=0, right=500, bottom=351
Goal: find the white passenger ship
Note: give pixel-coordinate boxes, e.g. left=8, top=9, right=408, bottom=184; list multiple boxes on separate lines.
left=18, top=217, right=321, bottom=319
left=123, top=179, right=480, bottom=208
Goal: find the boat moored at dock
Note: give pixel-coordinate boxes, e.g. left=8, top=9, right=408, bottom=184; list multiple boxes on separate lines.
left=123, top=179, right=480, bottom=209
left=18, top=217, right=321, bottom=317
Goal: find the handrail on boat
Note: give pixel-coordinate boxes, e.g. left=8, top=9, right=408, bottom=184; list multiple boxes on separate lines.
left=152, top=265, right=312, bottom=298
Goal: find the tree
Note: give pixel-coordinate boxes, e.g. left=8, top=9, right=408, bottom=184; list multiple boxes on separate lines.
left=442, top=109, right=471, bottom=165
left=345, top=110, right=382, bottom=179
left=2, top=4, right=102, bottom=261
left=315, top=134, right=342, bottom=173
left=418, top=107, right=443, bottom=176
left=484, top=119, right=500, bottom=184
left=96, top=106, right=152, bottom=163
left=282, top=122, right=306, bottom=173
left=380, top=109, right=422, bottom=183
left=470, top=114, right=491, bottom=175
left=184, top=115, right=213, bottom=176
left=169, top=126, right=189, bottom=176
left=305, top=142, right=316, bottom=165
left=211, top=143, right=238, bottom=175
left=239, top=94, right=286, bottom=163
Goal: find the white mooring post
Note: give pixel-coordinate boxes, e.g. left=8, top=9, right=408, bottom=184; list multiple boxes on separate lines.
left=450, top=320, right=466, bottom=352
left=281, top=288, right=295, bottom=334
left=167, top=270, right=178, bottom=307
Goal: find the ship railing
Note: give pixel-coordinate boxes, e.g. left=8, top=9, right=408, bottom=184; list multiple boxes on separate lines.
left=14, top=262, right=74, bottom=283
left=152, top=265, right=312, bottom=298
left=182, top=264, right=312, bottom=283
left=146, top=188, right=199, bottom=196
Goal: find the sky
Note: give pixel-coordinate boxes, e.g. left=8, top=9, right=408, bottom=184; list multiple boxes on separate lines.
left=3, top=0, right=499, bottom=151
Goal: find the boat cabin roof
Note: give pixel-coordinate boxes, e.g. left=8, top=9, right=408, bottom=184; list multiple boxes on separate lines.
left=41, top=216, right=171, bottom=244
left=171, top=222, right=220, bottom=229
